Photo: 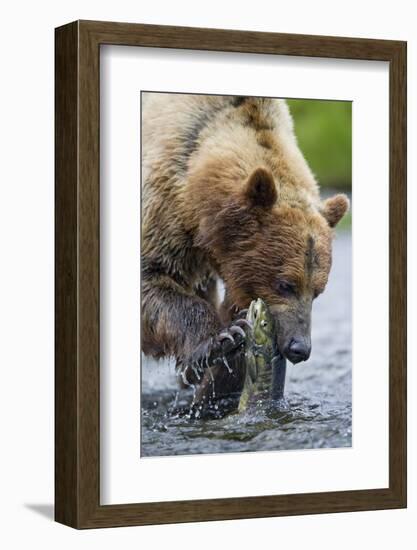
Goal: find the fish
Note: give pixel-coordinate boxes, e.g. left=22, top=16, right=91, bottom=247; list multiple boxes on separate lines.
left=238, top=298, right=286, bottom=412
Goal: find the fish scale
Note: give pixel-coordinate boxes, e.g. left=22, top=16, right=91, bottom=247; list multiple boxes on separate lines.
left=238, top=298, right=287, bottom=412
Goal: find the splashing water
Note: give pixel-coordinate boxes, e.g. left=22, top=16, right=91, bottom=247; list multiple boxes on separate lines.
left=140, top=232, right=352, bottom=457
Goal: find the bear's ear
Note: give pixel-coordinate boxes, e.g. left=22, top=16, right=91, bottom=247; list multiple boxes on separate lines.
left=244, top=167, right=278, bottom=209
left=321, top=194, right=350, bottom=228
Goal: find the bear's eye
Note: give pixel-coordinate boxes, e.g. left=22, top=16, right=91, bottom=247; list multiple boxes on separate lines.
left=277, top=280, right=296, bottom=297
left=261, top=320, right=268, bottom=328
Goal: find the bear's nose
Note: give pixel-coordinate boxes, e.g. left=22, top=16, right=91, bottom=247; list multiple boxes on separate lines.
left=285, top=338, right=311, bottom=364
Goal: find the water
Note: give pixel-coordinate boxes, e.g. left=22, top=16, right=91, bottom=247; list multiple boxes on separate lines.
left=141, top=231, right=352, bottom=457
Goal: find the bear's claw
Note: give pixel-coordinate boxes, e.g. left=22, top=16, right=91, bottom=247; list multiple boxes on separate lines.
left=228, top=325, right=246, bottom=339
left=234, top=318, right=252, bottom=330
left=234, top=308, right=249, bottom=320
left=218, top=331, right=235, bottom=344
left=216, top=322, right=249, bottom=352
left=211, top=321, right=251, bottom=370
left=181, top=319, right=251, bottom=383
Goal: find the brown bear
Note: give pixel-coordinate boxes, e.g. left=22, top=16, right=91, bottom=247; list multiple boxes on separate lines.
left=141, top=93, right=349, bottom=405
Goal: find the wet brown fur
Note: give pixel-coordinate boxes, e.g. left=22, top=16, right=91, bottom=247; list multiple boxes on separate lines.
left=141, top=93, right=349, bottom=403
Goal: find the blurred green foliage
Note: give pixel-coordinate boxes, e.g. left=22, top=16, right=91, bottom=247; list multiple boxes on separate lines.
left=287, top=99, right=352, bottom=191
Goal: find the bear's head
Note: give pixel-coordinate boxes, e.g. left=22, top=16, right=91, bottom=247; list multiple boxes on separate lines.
left=197, top=167, right=349, bottom=364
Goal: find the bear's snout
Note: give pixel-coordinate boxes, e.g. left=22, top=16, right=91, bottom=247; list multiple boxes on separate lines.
left=270, top=305, right=312, bottom=364
left=284, top=337, right=311, bottom=364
